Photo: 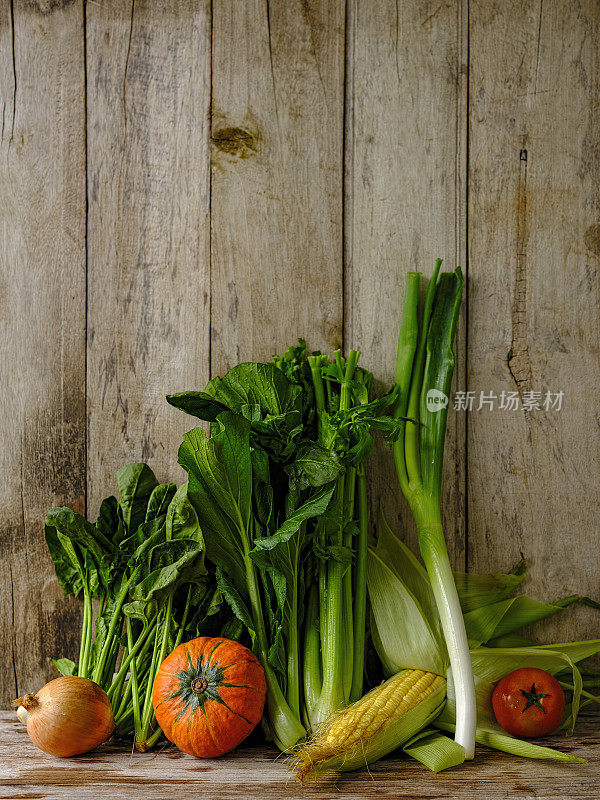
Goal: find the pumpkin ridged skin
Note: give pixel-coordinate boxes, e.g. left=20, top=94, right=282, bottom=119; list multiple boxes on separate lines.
left=153, top=636, right=266, bottom=758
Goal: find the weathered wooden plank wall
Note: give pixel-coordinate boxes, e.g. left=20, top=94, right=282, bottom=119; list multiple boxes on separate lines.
left=0, top=2, right=86, bottom=705
left=345, top=0, right=468, bottom=563
left=468, top=0, right=600, bottom=643
left=0, top=0, right=598, bottom=706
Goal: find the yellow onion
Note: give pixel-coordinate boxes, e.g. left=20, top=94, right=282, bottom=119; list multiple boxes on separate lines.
left=14, top=676, right=114, bottom=757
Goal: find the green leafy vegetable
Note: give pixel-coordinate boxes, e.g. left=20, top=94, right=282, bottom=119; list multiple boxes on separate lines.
left=170, top=340, right=400, bottom=748
left=45, top=464, right=235, bottom=750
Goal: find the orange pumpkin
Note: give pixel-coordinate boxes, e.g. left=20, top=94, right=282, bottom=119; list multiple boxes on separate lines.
left=152, top=636, right=266, bottom=758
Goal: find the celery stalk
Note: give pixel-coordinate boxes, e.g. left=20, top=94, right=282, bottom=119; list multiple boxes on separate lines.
left=310, top=350, right=360, bottom=727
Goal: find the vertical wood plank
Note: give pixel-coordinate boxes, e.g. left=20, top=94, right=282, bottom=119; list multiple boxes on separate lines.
left=345, top=0, right=468, bottom=563
left=210, top=0, right=345, bottom=371
left=0, top=1, right=86, bottom=704
left=468, top=0, right=600, bottom=641
left=86, top=0, right=212, bottom=515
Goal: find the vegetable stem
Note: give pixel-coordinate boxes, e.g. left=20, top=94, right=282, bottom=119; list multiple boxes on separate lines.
left=311, top=476, right=347, bottom=727
left=245, top=539, right=305, bottom=750
left=126, top=616, right=142, bottom=740
left=107, top=614, right=158, bottom=702
left=78, top=586, right=93, bottom=678
left=350, top=465, right=368, bottom=702
left=302, top=585, right=322, bottom=722
left=342, top=467, right=356, bottom=699
left=286, top=523, right=303, bottom=719
left=404, top=259, right=441, bottom=484
left=91, top=575, right=133, bottom=685
left=393, top=266, right=476, bottom=759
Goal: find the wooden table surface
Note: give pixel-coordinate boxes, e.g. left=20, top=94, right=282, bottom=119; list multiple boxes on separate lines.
left=0, top=713, right=598, bottom=800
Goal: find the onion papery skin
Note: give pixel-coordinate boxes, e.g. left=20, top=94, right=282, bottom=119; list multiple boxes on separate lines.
left=153, top=637, right=266, bottom=758
left=17, top=677, right=114, bottom=757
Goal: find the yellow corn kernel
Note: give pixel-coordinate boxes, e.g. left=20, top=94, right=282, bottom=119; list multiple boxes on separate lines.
left=293, top=669, right=445, bottom=780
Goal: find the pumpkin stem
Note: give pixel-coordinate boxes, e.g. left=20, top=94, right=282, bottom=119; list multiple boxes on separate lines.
left=191, top=677, right=209, bottom=694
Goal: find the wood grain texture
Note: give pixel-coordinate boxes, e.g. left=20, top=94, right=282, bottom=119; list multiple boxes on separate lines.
left=0, top=1, right=86, bottom=706
left=86, top=0, right=211, bottom=515
left=345, top=0, right=468, bottom=563
left=467, top=0, right=600, bottom=642
left=210, top=0, right=345, bottom=373
left=0, top=712, right=598, bottom=799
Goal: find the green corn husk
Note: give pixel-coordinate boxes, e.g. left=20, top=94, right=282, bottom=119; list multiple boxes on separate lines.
left=366, top=513, right=600, bottom=771
left=402, top=728, right=466, bottom=772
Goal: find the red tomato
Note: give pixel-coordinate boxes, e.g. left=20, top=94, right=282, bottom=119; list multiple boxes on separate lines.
left=492, top=667, right=565, bottom=737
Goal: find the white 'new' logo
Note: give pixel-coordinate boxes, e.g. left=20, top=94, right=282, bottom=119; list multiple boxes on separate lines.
left=425, top=389, right=448, bottom=412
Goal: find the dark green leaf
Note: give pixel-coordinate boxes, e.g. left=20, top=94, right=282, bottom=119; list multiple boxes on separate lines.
left=95, top=496, right=125, bottom=545
left=45, top=523, right=84, bottom=597
left=178, top=414, right=252, bottom=591
left=206, top=362, right=302, bottom=418
left=146, top=483, right=177, bottom=522
left=45, top=508, right=115, bottom=589
left=252, top=484, right=335, bottom=553
left=285, top=441, right=343, bottom=490
left=131, top=539, right=205, bottom=602
left=116, top=463, right=159, bottom=533
left=166, top=390, right=231, bottom=422
left=165, top=485, right=205, bottom=554
left=215, top=567, right=256, bottom=644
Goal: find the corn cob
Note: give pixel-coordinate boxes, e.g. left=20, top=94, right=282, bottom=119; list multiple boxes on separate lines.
left=292, top=668, right=446, bottom=780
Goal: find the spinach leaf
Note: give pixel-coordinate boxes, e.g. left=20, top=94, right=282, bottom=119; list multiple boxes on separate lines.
left=116, top=463, right=159, bottom=533
left=165, top=484, right=204, bottom=547
left=45, top=523, right=85, bottom=597
left=52, top=657, right=77, bottom=676
left=146, top=483, right=177, bottom=521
